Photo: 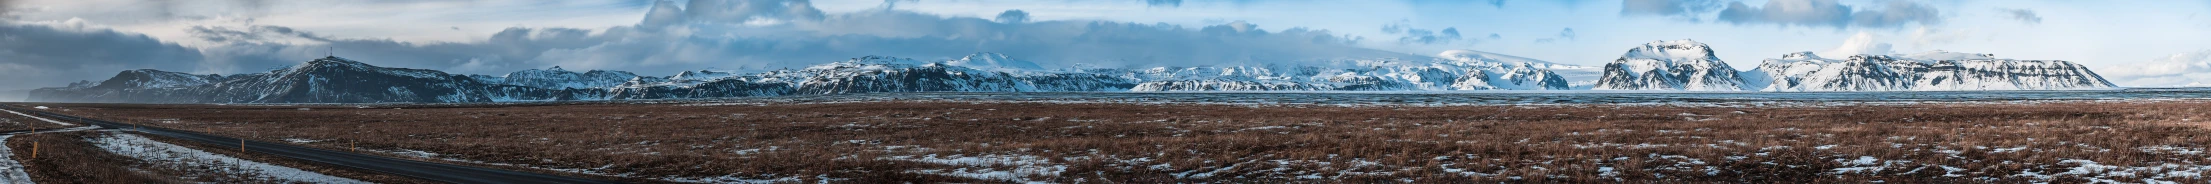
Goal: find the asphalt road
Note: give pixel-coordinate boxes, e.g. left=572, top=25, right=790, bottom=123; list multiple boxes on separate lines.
left=1, top=106, right=615, bottom=184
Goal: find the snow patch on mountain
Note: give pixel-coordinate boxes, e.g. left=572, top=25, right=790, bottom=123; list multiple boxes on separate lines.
left=473, top=66, right=640, bottom=89
left=1751, top=51, right=2117, bottom=91
left=1593, top=39, right=1749, bottom=91
left=946, top=52, right=1047, bottom=72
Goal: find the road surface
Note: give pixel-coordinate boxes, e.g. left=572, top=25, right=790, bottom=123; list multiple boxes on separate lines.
left=0, top=106, right=614, bottom=184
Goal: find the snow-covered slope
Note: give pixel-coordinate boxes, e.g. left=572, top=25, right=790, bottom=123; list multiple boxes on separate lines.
left=25, top=69, right=229, bottom=103
left=33, top=56, right=596, bottom=103
left=1593, top=39, right=1750, bottom=91
left=1121, top=55, right=1574, bottom=91
left=100, top=69, right=227, bottom=89
left=1750, top=51, right=2116, bottom=91
left=473, top=66, right=639, bottom=90
left=792, top=56, right=1032, bottom=94
left=946, top=52, right=1047, bottom=72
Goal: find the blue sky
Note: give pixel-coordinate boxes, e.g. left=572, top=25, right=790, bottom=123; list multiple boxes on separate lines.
left=3, top=0, right=2211, bottom=88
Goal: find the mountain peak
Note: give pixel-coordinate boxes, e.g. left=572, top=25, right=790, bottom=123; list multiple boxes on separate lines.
left=1900, top=50, right=1996, bottom=62
left=1623, top=39, right=1718, bottom=62
left=301, top=56, right=371, bottom=68
left=1437, top=49, right=1562, bottom=65
left=1781, top=52, right=1822, bottom=60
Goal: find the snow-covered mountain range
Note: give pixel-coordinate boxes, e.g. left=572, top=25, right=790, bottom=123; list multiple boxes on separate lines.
left=1592, top=39, right=2114, bottom=92
left=1745, top=51, right=2115, bottom=91
left=26, top=40, right=2116, bottom=103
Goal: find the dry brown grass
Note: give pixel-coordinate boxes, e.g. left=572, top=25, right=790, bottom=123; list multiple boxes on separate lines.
left=10, top=101, right=2211, bottom=183
left=8, top=131, right=181, bottom=183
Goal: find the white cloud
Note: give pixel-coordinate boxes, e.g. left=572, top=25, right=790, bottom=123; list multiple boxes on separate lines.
left=1906, top=27, right=1971, bottom=50
left=4, top=0, right=648, bottom=44
left=130, top=0, right=1411, bottom=80
left=1818, top=32, right=1893, bottom=57
left=2099, top=50, right=2211, bottom=87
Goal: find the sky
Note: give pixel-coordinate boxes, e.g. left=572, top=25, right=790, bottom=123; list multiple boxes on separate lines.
left=3, top=0, right=2211, bottom=89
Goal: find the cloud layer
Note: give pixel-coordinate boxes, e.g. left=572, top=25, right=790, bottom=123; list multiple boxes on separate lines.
left=2, top=0, right=1419, bottom=88
left=1620, top=0, right=1721, bottom=17
left=1715, top=0, right=1941, bottom=28
left=1818, top=32, right=1893, bottom=57
left=0, top=20, right=204, bottom=89
left=2100, top=50, right=2211, bottom=87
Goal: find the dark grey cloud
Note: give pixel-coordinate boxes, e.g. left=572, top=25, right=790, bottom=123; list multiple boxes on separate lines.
left=2000, top=8, right=2040, bottom=24
left=172, top=0, right=1405, bottom=78
left=0, top=22, right=205, bottom=88
left=1146, top=0, right=1182, bottom=7
left=16, top=0, right=275, bottom=24
left=681, top=0, right=826, bottom=22
left=1715, top=0, right=1941, bottom=28
left=995, top=9, right=1028, bottom=23
left=1558, top=28, right=1575, bottom=40
left=6, top=0, right=1415, bottom=88
left=882, top=0, right=919, bottom=9
left=1620, top=0, right=1721, bottom=17
left=1, top=0, right=15, bottom=17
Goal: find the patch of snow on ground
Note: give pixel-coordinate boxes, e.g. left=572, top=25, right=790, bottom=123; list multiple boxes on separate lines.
left=0, top=135, right=34, bottom=183
left=89, top=132, right=368, bottom=184
left=2138, top=145, right=2204, bottom=155
left=281, top=138, right=322, bottom=144
left=882, top=154, right=1066, bottom=183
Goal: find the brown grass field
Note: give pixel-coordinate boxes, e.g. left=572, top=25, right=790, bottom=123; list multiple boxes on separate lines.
left=7, top=100, right=2211, bottom=183
left=6, top=131, right=181, bottom=183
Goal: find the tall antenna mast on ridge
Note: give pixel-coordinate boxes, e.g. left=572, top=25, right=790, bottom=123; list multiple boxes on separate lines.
left=327, top=47, right=334, bottom=57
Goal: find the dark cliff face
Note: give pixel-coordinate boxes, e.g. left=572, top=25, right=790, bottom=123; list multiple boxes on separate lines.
left=609, top=79, right=793, bottom=100
left=481, top=67, right=641, bottom=90
left=245, top=58, right=480, bottom=103
left=1015, top=73, right=1138, bottom=91
left=795, top=64, right=1029, bottom=94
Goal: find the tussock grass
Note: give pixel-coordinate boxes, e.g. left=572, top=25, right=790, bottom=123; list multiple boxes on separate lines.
left=14, top=101, right=2211, bottom=183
